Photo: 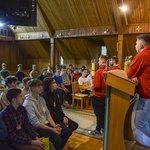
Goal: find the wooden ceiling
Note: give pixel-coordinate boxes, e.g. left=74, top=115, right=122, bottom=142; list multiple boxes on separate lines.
left=8, top=0, right=150, bottom=60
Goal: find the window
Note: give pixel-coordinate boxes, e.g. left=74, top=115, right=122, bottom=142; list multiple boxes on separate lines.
left=101, top=46, right=107, bottom=55
left=60, top=56, right=63, bottom=65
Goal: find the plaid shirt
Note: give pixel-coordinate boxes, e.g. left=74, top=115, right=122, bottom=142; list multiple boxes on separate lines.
left=3, top=104, right=39, bottom=145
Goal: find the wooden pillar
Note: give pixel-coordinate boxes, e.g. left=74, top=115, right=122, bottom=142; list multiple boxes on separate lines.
left=54, top=49, right=60, bottom=68
left=117, top=35, right=124, bottom=69
left=50, top=38, right=55, bottom=71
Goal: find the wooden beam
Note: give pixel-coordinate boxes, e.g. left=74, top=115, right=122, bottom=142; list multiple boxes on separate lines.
left=38, top=2, right=55, bottom=37
left=117, top=34, right=124, bottom=69
left=50, top=38, right=55, bottom=71
left=0, top=36, right=14, bottom=41
left=54, top=26, right=118, bottom=38
left=123, top=23, right=150, bottom=34
left=15, top=31, right=50, bottom=41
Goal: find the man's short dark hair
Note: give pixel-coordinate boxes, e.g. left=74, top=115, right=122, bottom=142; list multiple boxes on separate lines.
left=28, top=79, right=42, bottom=88
left=17, top=64, right=22, bottom=68
left=137, top=34, right=150, bottom=46
left=22, top=77, right=31, bottom=83
left=5, top=76, right=18, bottom=87
left=100, top=55, right=108, bottom=60
left=112, top=56, right=119, bottom=63
left=6, top=88, right=22, bottom=103
left=41, top=68, right=47, bottom=73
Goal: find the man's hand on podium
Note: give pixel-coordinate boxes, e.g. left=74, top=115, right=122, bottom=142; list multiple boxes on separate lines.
left=131, top=77, right=139, bottom=83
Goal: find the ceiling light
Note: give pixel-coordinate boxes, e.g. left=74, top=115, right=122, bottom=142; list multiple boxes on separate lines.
left=0, top=22, right=3, bottom=27
left=119, top=5, right=128, bottom=12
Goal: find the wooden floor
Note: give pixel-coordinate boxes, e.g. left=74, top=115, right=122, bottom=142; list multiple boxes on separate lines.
left=63, top=132, right=103, bottom=150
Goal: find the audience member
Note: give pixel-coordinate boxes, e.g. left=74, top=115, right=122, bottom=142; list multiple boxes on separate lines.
left=23, top=79, right=70, bottom=150
left=15, top=64, right=25, bottom=82
left=72, top=67, right=80, bottom=82
left=29, top=64, right=38, bottom=79
left=47, top=65, right=53, bottom=77
left=3, top=88, right=55, bottom=150
left=22, top=77, right=31, bottom=99
left=61, top=68, right=72, bottom=105
left=66, top=68, right=72, bottom=81
left=78, top=68, right=82, bottom=77
left=53, top=69, right=68, bottom=106
left=42, top=77, right=78, bottom=140
left=0, top=109, right=15, bottom=150
left=37, top=68, right=48, bottom=82
left=78, top=69, right=91, bottom=95
left=0, top=63, right=10, bottom=81
left=0, top=76, right=17, bottom=108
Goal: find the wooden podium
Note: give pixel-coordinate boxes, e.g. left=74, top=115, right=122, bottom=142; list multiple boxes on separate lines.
left=103, top=70, right=137, bottom=150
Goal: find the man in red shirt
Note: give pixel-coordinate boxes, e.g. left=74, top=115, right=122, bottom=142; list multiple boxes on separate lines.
left=91, top=55, right=107, bottom=135
left=127, top=34, right=150, bottom=138
left=110, top=56, right=121, bottom=70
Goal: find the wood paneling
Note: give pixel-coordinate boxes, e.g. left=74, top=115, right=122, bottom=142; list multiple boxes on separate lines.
left=0, top=41, right=26, bottom=71
left=26, top=59, right=51, bottom=73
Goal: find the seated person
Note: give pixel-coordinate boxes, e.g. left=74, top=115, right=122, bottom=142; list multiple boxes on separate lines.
left=61, top=68, right=72, bottom=105
left=23, top=79, right=71, bottom=150
left=22, top=77, right=31, bottom=99
left=72, top=67, right=80, bottom=82
left=0, top=109, right=15, bottom=150
left=29, top=64, right=38, bottom=79
left=3, top=88, right=55, bottom=150
left=37, top=68, right=48, bottom=82
left=0, top=76, right=18, bottom=108
left=78, top=69, right=92, bottom=95
left=41, top=77, right=78, bottom=132
left=47, top=65, right=53, bottom=77
left=53, top=69, right=68, bottom=106
left=0, top=63, right=10, bottom=81
left=15, top=64, right=25, bottom=82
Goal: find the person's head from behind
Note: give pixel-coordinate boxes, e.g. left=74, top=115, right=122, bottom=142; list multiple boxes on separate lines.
left=28, top=79, right=42, bottom=95
left=22, top=77, right=31, bottom=89
left=43, top=77, right=56, bottom=92
left=136, top=34, right=150, bottom=53
left=17, top=64, right=23, bottom=71
left=99, top=55, right=108, bottom=66
left=110, top=56, right=119, bottom=65
left=2, top=63, right=6, bottom=70
left=5, top=76, right=18, bottom=88
left=32, top=64, right=36, bottom=71
left=6, top=88, right=23, bottom=106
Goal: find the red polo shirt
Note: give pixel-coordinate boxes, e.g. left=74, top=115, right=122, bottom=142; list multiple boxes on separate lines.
left=127, top=46, right=150, bottom=98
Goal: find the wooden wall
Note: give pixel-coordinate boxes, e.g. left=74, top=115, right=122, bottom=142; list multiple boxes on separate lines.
left=26, top=59, right=51, bottom=73
left=0, top=41, right=26, bottom=72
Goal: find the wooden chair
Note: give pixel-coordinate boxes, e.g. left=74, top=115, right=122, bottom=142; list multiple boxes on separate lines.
left=71, top=81, right=89, bottom=110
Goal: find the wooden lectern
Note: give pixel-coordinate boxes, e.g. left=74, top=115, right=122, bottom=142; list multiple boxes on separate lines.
left=104, top=70, right=137, bottom=150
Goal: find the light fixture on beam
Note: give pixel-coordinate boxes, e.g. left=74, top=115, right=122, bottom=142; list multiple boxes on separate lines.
left=119, top=4, right=128, bottom=25
left=103, top=28, right=109, bottom=34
